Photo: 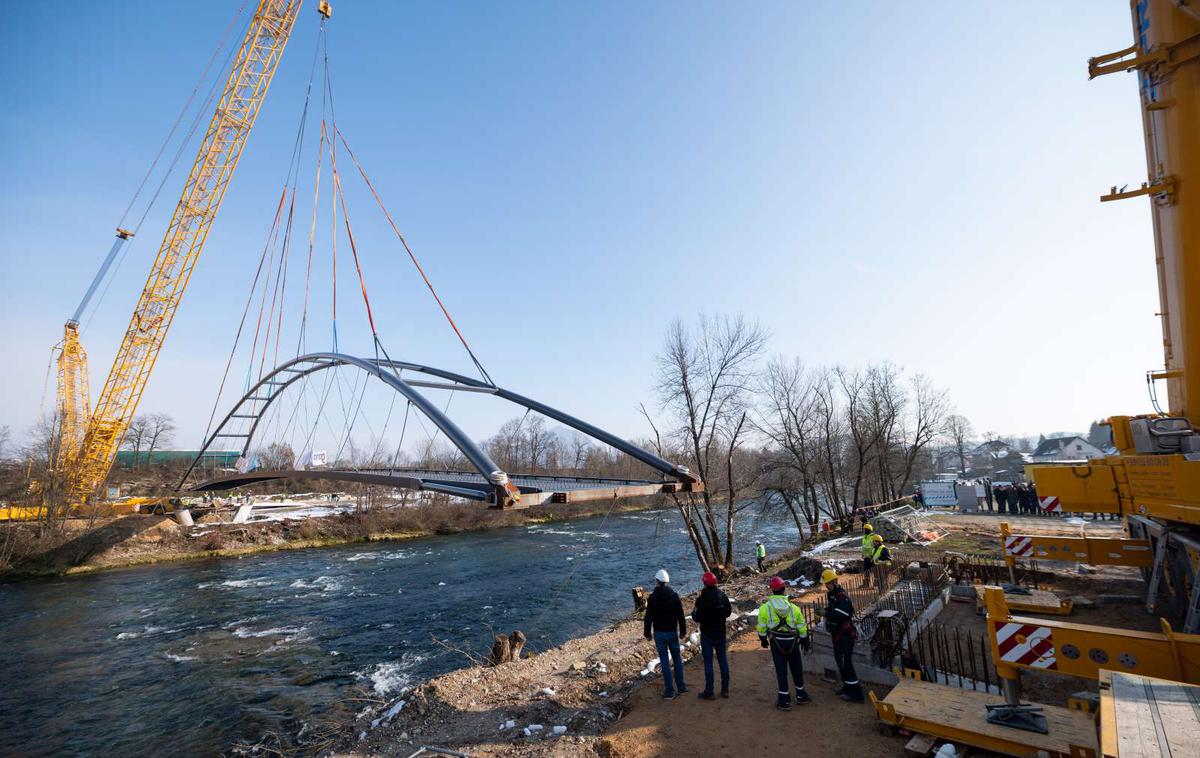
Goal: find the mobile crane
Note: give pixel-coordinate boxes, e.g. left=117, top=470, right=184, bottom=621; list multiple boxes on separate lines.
left=50, top=0, right=321, bottom=514
left=873, top=2, right=1200, bottom=755
left=1023, top=0, right=1200, bottom=634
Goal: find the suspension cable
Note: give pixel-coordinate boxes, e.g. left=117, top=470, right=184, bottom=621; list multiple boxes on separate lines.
left=334, top=127, right=494, bottom=386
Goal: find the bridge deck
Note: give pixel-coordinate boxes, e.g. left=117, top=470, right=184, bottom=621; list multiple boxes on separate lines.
left=190, top=468, right=684, bottom=508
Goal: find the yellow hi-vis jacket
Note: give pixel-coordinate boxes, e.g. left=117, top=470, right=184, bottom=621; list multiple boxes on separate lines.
left=871, top=543, right=893, bottom=565
left=861, top=533, right=874, bottom=558
left=756, top=594, right=808, bottom=639
left=756, top=543, right=766, bottom=559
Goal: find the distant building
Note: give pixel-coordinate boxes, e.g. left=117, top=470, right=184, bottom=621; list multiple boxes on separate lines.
left=114, top=449, right=240, bottom=469
left=967, top=440, right=1031, bottom=479
left=1031, top=436, right=1104, bottom=463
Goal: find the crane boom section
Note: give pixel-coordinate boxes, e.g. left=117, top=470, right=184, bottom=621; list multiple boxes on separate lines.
left=68, top=0, right=302, bottom=503
left=1124, top=0, right=1200, bottom=418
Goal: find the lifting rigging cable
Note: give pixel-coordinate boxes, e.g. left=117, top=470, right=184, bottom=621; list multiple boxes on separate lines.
left=203, top=12, right=500, bottom=479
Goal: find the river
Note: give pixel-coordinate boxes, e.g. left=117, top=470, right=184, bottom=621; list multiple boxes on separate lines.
left=0, top=506, right=803, bottom=756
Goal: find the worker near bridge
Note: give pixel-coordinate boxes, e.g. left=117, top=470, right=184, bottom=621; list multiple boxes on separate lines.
left=756, top=576, right=812, bottom=710
left=643, top=568, right=688, bottom=699
left=863, top=533, right=893, bottom=589
left=755, top=541, right=767, bottom=572
left=861, top=523, right=875, bottom=560
left=691, top=570, right=732, bottom=699
left=820, top=569, right=864, bottom=703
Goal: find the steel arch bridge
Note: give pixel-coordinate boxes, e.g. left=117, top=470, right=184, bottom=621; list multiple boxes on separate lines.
left=181, top=352, right=699, bottom=508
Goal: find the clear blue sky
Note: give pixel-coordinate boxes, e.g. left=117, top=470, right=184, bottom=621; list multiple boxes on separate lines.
left=0, top=1, right=1161, bottom=455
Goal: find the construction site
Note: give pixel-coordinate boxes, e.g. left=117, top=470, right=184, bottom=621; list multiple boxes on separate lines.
left=1, top=1, right=1199, bottom=757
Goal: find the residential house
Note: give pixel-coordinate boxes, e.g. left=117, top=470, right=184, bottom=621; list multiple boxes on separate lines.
left=1031, top=436, right=1105, bottom=463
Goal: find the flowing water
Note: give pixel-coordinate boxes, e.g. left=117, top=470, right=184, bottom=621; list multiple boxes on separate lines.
left=0, top=507, right=802, bottom=756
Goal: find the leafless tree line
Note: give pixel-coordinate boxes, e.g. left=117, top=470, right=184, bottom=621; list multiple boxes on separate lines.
left=757, top=358, right=951, bottom=536
left=646, top=312, right=961, bottom=576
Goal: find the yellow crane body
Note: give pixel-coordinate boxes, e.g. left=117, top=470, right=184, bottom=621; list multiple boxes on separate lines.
left=1028, top=0, right=1200, bottom=599
left=999, top=522, right=1154, bottom=570
left=53, top=323, right=89, bottom=481
left=64, top=0, right=302, bottom=504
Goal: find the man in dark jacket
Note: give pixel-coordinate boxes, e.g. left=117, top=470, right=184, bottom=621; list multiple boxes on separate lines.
left=643, top=568, right=687, bottom=699
left=995, top=485, right=1009, bottom=514
left=821, top=569, right=863, bottom=702
left=691, top=571, right=732, bottom=699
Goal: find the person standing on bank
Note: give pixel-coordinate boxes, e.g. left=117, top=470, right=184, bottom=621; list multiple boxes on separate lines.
left=757, top=576, right=812, bottom=710
left=820, top=569, right=864, bottom=702
left=643, top=568, right=687, bottom=699
left=691, top=571, right=732, bottom=699
left=755, top=541, right=767, bottom=572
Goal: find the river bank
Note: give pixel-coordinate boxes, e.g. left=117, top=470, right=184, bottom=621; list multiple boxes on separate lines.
left=0, top=505, right=809, bottom=756
left=0, top=495, right=666, bottom=581
left=327, top=513, right=1134, bottom=757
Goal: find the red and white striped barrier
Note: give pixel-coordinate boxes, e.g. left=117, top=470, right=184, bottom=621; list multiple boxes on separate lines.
left=1039, top=496, right=1060, bottom=513
left=1004, top=535, right=1033, bottom=557
left=993, top=621, right=1058, bottom=669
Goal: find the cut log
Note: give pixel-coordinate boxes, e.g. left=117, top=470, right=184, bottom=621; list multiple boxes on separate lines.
left=489, top=634, right=511, bottom=666
left=632, top=586, right=648, bottom=613
left=509, top=630, right=526, bottom=660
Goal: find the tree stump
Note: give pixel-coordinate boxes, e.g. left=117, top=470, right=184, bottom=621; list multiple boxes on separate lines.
left=488, top=634, right=511, bottom=666
left=632, top=586, right=648, bottom=613
left=509, top=630, right=526, bottom=660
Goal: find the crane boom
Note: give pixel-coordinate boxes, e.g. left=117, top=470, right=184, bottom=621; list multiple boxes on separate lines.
left=66, top=0, right=304, bottom=504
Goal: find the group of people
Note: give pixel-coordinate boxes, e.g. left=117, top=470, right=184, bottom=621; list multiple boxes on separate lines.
left=642, top=560, right=868, bottom=710
left=985, top=481, right=1040, bottom=515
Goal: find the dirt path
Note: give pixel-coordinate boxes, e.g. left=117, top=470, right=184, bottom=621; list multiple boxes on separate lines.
left=597, top=633, right=900, bottom=757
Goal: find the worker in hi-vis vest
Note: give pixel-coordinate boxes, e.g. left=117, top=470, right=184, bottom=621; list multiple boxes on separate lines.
left=864, top=533, right=893, bottom=589
left=860, top=523, right=875, bottom=559
left=757, top=576, right=811, bottom=710
left=755, top=541, right=767, bottom=572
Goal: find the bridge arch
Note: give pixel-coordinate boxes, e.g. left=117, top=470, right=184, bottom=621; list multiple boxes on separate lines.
left=182, top=352, right=697, bottom=507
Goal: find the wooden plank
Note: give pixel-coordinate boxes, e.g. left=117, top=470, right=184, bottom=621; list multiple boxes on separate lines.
left=880, top=677, right=1097, bottom=757
left=975, top=585, right=1073, bottom=615
left=905, top=733, right=938, bottom=756
left=1107, top=671, right=1200, bottom=758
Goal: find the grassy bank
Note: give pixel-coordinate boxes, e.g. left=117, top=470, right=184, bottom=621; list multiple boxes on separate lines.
left=0, top=495, right=667, bottom=582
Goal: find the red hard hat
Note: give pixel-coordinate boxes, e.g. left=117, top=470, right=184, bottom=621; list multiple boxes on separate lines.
left=769, top=576, right=786, bottom=591
left=702, top=571, right=718, bottom=586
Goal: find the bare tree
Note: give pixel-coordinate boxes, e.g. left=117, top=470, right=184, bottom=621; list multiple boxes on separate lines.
left=0, top=425, right=10, bottom=461
left=653, top=313, right=768, bottom=573
left=811, top=368, right=847, bottom=520
left=258, top=441, right=296, bottom=470
left=837, top=367, right=882, bottom=512
left=895, top=375, right=949, bottom=495
left=123, top=416, right=152, bottom=470
left=569, top=435, right=590, bottom=471
left=525, top=416, right=550, bottom=472
left=945, top=413, right=974, bottom=474
left=756, top=357, right=823, bottom=536
left=144, top=413, right=176, bottom=463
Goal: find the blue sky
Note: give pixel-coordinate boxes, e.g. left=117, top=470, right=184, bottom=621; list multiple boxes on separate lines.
left=0, top=1, right=1161, bottom=455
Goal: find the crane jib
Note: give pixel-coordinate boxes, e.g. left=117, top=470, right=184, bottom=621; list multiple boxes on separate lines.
left=64, top=0, right=305, bottom=504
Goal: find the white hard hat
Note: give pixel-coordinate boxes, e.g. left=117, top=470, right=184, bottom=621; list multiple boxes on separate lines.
left=655, top=569, right=670, bottom=583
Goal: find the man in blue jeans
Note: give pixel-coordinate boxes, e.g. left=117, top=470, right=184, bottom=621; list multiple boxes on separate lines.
left=691, top=570, right=732, bottom=699
left=643, top=568, right=687, bottom=699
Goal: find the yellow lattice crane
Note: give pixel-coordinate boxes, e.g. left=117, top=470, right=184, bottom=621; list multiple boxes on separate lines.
left=55, top=0, right=319, bottom=506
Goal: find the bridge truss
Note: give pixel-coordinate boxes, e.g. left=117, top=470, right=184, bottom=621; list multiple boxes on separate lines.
left=181, top=352, right=699, bottom=508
